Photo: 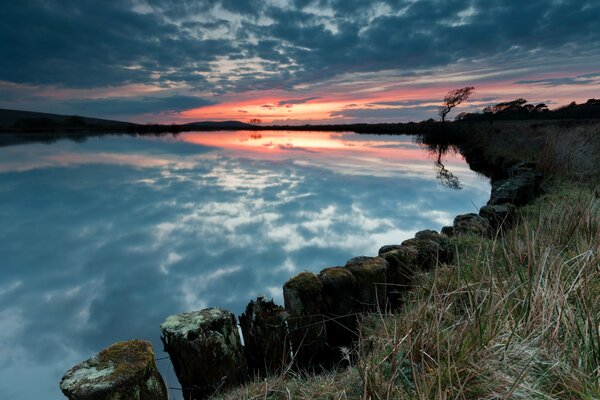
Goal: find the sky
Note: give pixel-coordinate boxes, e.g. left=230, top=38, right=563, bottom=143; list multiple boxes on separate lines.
left=1, top=0, right=599, bottom=124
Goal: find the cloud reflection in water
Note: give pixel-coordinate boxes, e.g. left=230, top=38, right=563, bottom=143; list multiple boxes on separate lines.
left=0, top=131, right=489, bottom=399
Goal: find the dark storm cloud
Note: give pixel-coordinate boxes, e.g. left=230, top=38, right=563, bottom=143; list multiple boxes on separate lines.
left=2, top=0, right=599, bottom=91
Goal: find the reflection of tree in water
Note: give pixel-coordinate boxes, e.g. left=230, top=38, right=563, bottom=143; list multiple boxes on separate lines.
left=427, top=143, right=463, bottom=190
left=435, top=159, right=462, bottom=190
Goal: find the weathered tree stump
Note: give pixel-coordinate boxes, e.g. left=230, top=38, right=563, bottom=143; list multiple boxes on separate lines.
left=380, top=246, right=419, bottom=308
left=344, top=256, right=389, bottom=311
left=160, top=308, right=247, bottom=400
left=283, top=272, right=329, bottom=369
left=318, top=267, right=359, bottom=351
left=60, top=339, right=167, bottom=400
left=239, top=296, right=290, bottom=377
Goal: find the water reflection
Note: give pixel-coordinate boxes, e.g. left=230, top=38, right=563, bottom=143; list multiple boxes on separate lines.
left=0, top=131, right=489, bottom=400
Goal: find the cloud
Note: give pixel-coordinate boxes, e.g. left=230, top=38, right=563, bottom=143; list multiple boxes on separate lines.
left=330, top=106, right=440, bottom=122
left=516, top=73, right=600, bottom=87
left=2, top=0, right=599, bottom=94
left=277, top=97, right=321, bottom=106
left=62, top=95, right=216, bottom=117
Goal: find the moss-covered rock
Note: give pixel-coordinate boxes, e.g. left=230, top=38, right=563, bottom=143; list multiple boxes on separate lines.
left=452, top=213, right=492, bottom=237
left=381, top=246, right=419, bottom=308
left=283, top=272, right=329, bottom=368
left=239, top=296, right=290, bottom=376
left=378, top=244, right=404, bottom=256
left=318, top=267, right=359, bottom=349
left=479, top=203, right=516, bottom=232
left=60, top=339, right=167, bottom=400
left=402, top=231, right=455, bottom=270
left=160, top=308, right=247, bottom=400
left=344, top=256, right=389, bottom=311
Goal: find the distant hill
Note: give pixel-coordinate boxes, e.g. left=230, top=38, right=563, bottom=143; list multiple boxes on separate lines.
left=0, top=109, right=136, bottom=130
left=0, top=108, right=258, bottom=132
left=181, top=121, right=254, bottom=129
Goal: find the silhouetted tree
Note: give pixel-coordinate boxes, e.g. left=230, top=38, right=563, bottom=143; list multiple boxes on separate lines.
left=439, top=86, right=475, bottom=124
left=249, top=118, right=262, bottom=125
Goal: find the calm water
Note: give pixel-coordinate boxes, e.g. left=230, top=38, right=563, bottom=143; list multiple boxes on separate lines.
left=0, top=131, right=489, bottom=399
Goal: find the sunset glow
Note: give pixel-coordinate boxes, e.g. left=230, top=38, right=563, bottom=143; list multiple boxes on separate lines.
left=1, top=1, right=598, bottom=124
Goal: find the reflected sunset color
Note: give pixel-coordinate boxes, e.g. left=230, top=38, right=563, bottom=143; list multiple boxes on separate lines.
left=0, top=131, right=489, bottom=400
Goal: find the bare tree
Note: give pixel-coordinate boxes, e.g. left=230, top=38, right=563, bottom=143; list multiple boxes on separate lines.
left=439, top=86, right=475, bottom=124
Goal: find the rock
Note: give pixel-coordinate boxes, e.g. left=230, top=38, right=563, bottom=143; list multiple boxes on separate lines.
left=344, top=256, right=389, bottom=311
left=452, top=213, right=492, bottom=237
left=160, top=308, right=247, bottom=400
left=318, top=267, right=359, bottom=350
left=378, top=244, right=403, bottom=256
left=239, top=296, right=290, bottom=377
left=380, top=246, right=419, bottom=308
left=401, top=231, right=455, bottom=270
left=283, top=272, right=329, bottom=368
left=414, top=229, right=439, bottom=240
left=488, top=164, right=542, bottom=206
left=441, top=225, right=455, bottom=237
left=60, top=339, right=167, bottom=400
left=479, top=203, right=516, bottom=232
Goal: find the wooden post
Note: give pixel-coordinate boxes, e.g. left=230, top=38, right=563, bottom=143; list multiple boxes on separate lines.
left=160, top=308, right=247, bottom=400
left=239, top=296, right=290, bottom=377
left=318, top=267, right=359, bottom=352
left=344, top=256, right=389, bottom=311
left=283, top=272, right=329, bottom=369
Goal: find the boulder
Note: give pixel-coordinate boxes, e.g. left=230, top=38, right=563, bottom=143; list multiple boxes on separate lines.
left=452, top=213, right=492, bottom=237
left=160, top=308, right=247, bottom=400
left=283, top=272, right=329, bottom=368
left=60, top=339, right=167, bottom=400
left=378, top=244, right=403, bottom=256
left=488, top=164, right=542, bottom=206
left=344, top=256, right=389, bottom=311
left=441, top=225, right=455, bottom=237
left=479, top=203, right=516, bottom=232
left=401, top=230, right=455, bottom=270
left=239, top=296, right=290, bottom=377
left=318, top=267, right=359, bottom=350
left=380, top=246, right=419, bottom=308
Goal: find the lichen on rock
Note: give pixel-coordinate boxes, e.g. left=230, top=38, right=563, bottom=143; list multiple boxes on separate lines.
left=60, top=339, right=167, bottom=400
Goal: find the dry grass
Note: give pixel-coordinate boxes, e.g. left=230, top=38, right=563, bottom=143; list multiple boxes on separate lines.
left=359, top=181, right=600, bottom=399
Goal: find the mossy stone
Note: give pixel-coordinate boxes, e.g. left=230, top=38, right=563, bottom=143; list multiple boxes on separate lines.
left=452, top=213, right=492, bottom=237
left=318, top=267, right=359, bottom=349
left=60, top=339, right=167, bottom=400
left=381, top=246, right=419, bottom=308
left=344, top=256, right=389, bottom=311
left=378, top=244, right=403, bottom=256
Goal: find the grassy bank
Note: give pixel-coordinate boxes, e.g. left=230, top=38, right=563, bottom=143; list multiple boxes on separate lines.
left=212, top=123, right=600, bottom=400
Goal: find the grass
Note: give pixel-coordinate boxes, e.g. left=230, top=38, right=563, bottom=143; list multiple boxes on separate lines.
left=211, top=123, right=600, bottom=400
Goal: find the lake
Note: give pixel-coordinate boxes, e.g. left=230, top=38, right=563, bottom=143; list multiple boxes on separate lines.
left=0, top=130, right=490, bottom=399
